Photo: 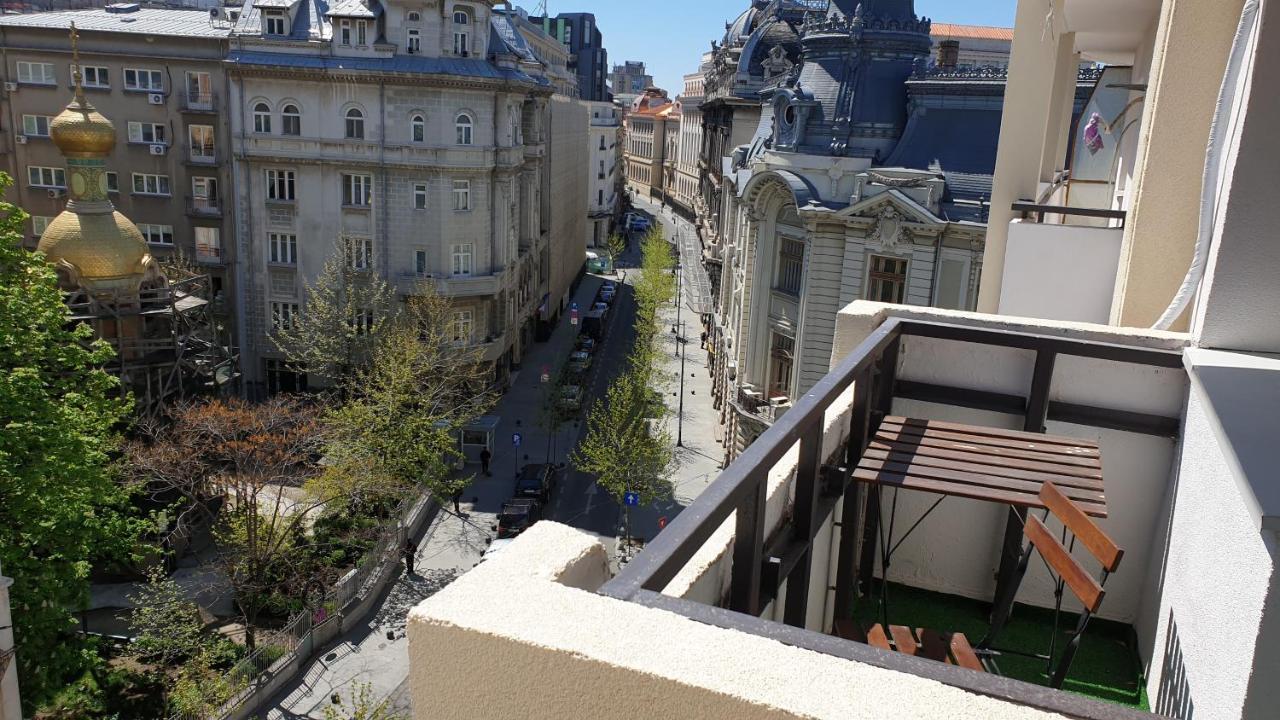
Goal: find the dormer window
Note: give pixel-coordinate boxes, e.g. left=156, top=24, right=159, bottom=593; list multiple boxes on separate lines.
left=356, top=20, right=367, bottom=45
left=264, top=11, right=286, bottom=36
left=339, top=19, right=351, bottom=45
left=407, top=28, right=421, bottom=54
left=407, top=11, right=421, bottom=22
left=453, top=9, right=470, bottom=56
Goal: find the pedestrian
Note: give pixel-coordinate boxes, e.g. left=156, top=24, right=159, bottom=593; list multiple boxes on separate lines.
left=480, top=447, right=492, bottom=477
left=403, top=539, right=417, bottom=575
left=452, top=488, right=463, bottom=515
left=700, top=330, right=708, bottom=349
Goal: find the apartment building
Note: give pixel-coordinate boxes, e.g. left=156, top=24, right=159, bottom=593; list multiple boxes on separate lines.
left=586, top=100, right=619, bottom=247
left=609, top=59, right=651, bottom=106
left=0, top=6, right=235, bottom=304
left=660, top=99, right=679, bottom=208
left=527, top=11, right=608, bottom=102
left=621, top=86, right=670, bottom=201
left=670, top=67, right=705, bottom=220
left=226, top=0, right=555, bottom=393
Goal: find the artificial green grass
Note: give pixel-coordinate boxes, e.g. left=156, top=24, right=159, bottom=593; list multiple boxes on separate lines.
left=850, top=581, right=1149, bottom=710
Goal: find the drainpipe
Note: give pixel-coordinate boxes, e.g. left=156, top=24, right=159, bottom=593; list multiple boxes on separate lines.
left=231, top=44, right=252, bottom=396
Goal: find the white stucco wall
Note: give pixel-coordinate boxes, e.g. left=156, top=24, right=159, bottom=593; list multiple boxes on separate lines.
left=997, top=220, right=1123, bottom=324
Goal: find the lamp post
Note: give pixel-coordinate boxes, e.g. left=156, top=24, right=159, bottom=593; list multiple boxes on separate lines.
left=673, top=319, right=687, bottom=448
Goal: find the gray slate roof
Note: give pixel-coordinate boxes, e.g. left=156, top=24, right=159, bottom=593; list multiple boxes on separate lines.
left=0, top=7, right=232, bottom=38
left=325, top=0, right=378, bottom=19
left=226, top=50, right=547, bottom=86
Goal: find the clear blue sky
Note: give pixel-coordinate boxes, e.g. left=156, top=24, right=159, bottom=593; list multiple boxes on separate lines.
left=559, top=0, right=1017, bottom=95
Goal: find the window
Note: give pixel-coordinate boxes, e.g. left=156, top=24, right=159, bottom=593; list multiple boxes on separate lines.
left=31, top=215, right=52, bottom=237
left=16, top=61, right=54, bottom=85
left=195, top=227, right=221, bottom=261
left=27, top=166, right=65, bottom=188
left=455, top=113, right=473, bottom=145
left=451, top=243, right=473, bottom=276
left=132, top=173, right=171, bottom=196
left=452, top=180, right=470, bottom=211
left=356, top=20, right=367, bottom=45
left=414, top=249, right=428, bottom=276
left=453, top=25, right=470, bottom=55
left=281, top=104, right=301, bottom=135
left=451, top=309, right=474, bottom=345
left=598, top=189, right=603, bottom=205
left=269, top=232, right=298, bottom=265
left=866, top=255, right=908, bottom=304
left=127, top=121, right=167, bottom=144
left=264, top=11, right=287, bottom=36
left=185, top=71, right=211, bottom=106
left=768, top=333, right=795, bottom=400
left=411, top=113, right=425, bottom=142
left=407, top=11, right=421, bottom=22
left=563, top=24, right=572, bottom=46
left=21, top=115, right=51, bottom=137
left=267, top=169, right=296, bottom=201
left=345, top=108, right=364, bottom=139
left=339, top=19, right=352, bottom=45
left=271, top=301, right=300, bottom=330
left=599, top=136, right=606, bottom=151
left=123, top=68, right=163, bottom=91
left=350, top=309, right=375, bottom=336
left=344, top=236, right=373, bottom=270
left=253, top=102, right=272, bottom=133
left=265, top=357, right=307, bottom=393
left=342, top=173, right=372, bottom=207
left=413, top=182, right=428, bottom=210
left=775, top=237, right=804, bottom=295
left=81, top=66, right=109, bottom=88
left=138, top=223, right=174, bottom=245
left=406, top=28, right=421, bottom=54
left=105, top=172, right=118, bottom=193
left=192, top=177, right=218, bottom=209
left=189, top=124, right=215, bottom=160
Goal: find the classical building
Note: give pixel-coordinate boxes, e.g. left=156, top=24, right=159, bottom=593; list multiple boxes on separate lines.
left=508, top=10, right=577, bottom=96
left=660, top=99, right=681, bottom=209
left=587, top=100, right=621, bottom=247
left=609, top=60, right=651, bottom=106
left=670, top=66, right=706, bottom=219
left=707, top=0, right=1017, bottom=455
left=226, top=0, right=560, bottom=394
left=621, top=87, right=671, bottom=201
left=0, top=6, right=237, bottom=318
left=527, top=11, right=609, bottom=102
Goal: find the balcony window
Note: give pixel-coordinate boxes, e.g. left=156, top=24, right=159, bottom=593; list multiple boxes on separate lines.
left=188, top=125, right=215, bottom=160
left=191, top=176, right=218, bottom=210
left=127, top=121, right=167, bottom=145
left=767, top=332, right=794, bottom=401
left=451, top=309, right=474, bottom=345
left=269, top=232, right=297, bottom=265
left=138, top=223, right=174, bottom=246
left=253, top=103, right=272, bottom=134
left=866, top=255, right=908, bottom=303
left=281, top=104, right=301, bottom=136
left=775, top=237, right=804, bottom=296
left=344, top=236, right=373, bottom=271
left=17, top=61, right=54, bottom=85
left=343, top=173, right=372, bottom=207
left=451, top=243, right=473, bottom=277
left=131, top=173, right=171, bottom=196
left=123, top=68, right=162, bottom=92
left=452, top=180, right=471, bottom=211
left=267, top=169, right=296, bottom=201
left=345, top=108, right=365, bottom=139
left=412, top=113, right=425, bottom=143
left=270, top=301, right=300, bottom=330
left=185, top=71, right=211, bottom=108
left=22, top=115, right=51, bottom=137
left=195, top=227, right=221, bottom=262
left=453, top=28, right=470, bottom=56
left=455, top=113, right=473, bottom=146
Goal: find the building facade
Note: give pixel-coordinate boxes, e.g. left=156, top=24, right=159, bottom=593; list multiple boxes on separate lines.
left=587, top=100, right=620, bottom=247
left=0, top=6, right=237, bottom=318
left=930, top=23, right=1013, bottom=68
left=670, top=68, right=705, bottom=219
left=528, top=12, right=608, bottom=102
left=621, top=87, right=670, bottom=201
left=609, top=60, right=651, bottom=106
left=226, top=0, right=556, bottom=394
left=660, top=100, right=680, bottom=208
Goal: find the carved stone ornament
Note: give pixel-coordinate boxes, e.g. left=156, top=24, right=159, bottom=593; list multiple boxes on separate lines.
left=762, top=45, right=793, bottom=81
left=868, top=206, right=908, bottom=249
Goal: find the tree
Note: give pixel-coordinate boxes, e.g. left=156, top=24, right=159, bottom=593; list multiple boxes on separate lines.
left=323, top=287, right=496, bottom=509
left=128, top=567, right=208, bottom=668
left=323, top=682, right=407, bottom=720
left=272, top=238, right=399, bottom=387
left=0, top=173, right=137, bottom=709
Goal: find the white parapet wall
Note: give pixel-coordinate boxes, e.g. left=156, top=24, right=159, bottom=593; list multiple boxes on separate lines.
left=0, top=564, right=19, bottom=720
left=997, top=220, right=1124, bottom=325
left=407, top=522, right=1081, bottom=720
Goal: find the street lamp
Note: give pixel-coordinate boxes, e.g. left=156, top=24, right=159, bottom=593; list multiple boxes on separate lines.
left=672, top=319, right=686, bottom=448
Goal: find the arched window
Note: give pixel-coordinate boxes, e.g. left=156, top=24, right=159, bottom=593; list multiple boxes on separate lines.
left=281, top=104, right=301, bottom=136
left=452, top=8, right=471, bottom=55
left=453, top=9, right=470, bottom=24
left=455, top=113, right=473, bottom=146
left=345, top=108, right=364, bottom=139
left=411, top=114, right=425, bottom=143
left=253, top=102, right=272, bottom=134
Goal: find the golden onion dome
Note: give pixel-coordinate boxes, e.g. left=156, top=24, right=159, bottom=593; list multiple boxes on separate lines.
left=37, top=210, right=152, bottom=289
left=50, top=99, right=116, bottom=157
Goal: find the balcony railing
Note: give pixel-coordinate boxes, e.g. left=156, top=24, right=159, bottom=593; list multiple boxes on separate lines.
left=186, top=195, right=222, bottom=217
left=600, top=315, right=1181, bottom=720
left=196, top=243, right=223, bottom=265
left=1011, top=201, right=1127, bottom=229
left=182, top=91, right=218, bottom=113
left=186, top=145, right=218, bottom=165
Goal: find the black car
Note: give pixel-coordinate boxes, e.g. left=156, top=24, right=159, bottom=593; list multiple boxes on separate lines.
left=513, top=463, right=561, bottom=502
left=496, top=498, right=542, bottom=539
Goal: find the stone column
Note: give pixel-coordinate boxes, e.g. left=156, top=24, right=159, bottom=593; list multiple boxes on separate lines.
left=0, top=563, right=20, bottom=720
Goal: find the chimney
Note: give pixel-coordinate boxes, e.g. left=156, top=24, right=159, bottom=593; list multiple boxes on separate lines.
left=938, top=40, right=960, bottom=71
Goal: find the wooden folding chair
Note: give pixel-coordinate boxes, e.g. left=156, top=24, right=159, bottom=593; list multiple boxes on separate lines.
left=981, top=481, right=1125, bottom=688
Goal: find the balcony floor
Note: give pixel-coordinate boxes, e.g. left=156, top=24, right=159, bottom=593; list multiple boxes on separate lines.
left=849, top=582, right=1149, bottom=710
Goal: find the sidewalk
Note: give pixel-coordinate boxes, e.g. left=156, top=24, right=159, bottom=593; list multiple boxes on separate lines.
left=264, top=273, right=606, bottom=718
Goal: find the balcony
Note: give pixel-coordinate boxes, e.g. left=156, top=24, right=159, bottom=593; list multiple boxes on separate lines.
left=417, top=270, right=505, bottom=299
left=182, top=91, right=218, bottom=113
left=196, top=243, right=223, bottom=265
left=185, top=145, right=219, bottom=166
left=405, top=301, right=1264, bottom=719
left=185, top=194, right=222, bottom=217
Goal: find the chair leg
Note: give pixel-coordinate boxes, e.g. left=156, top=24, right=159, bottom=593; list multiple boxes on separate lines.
left=980, top=541, right=1035, bottom=649
left=1050, top=611, right=1093, bottom=689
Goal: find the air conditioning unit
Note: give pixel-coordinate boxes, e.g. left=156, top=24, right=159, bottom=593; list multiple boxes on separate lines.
left=149, top=144, right=167, bottom=156
left=47, top=188, right=64, bottom=199
left=3, top=81, right=16, bottom=92
left=15, top=135, right=27, bottom=144
left=147, top=93, right=164, bottom=105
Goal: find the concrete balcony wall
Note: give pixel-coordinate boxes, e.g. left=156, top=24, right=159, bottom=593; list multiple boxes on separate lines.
left=407, top=523, right=1078, bottom=720
left=997, top=220, right=1124, bottom=324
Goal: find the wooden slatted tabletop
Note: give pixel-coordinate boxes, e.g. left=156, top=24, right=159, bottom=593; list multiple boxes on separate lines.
left=853, top=416, right=1107, bottom=518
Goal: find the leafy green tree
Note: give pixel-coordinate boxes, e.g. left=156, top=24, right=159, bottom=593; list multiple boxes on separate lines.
left=323, top=682, right=407, bottom=720
left=128, top=567, right=207, bottom=667
left=0, top=173, right=136, bottom=709
left=272, top=238, right=399, bottom=387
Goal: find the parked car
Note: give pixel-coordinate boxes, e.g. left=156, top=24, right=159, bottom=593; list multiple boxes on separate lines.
left=577, top=336, right=597, bottom=353
left=586, top=250, right=613, bottom=275
left=599, top=283, right=616, bottom=303
left=582, top=309, right=607, bottom=340
left=558, top=385, right=583, bottom=412
left=592, top=302, right=609, bottom=314
left=496, top=499, right=542, bottom=539
left=514, top=463, right=560, bottom=502
left=567, top=351, right=592, bottom=374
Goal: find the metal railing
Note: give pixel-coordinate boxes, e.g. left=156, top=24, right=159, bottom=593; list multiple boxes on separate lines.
left=599, top=317, right=1182, bottom=720
left=183, top=91, right=218, bottom=112
left=1011, top=201, right=1127, bottom=228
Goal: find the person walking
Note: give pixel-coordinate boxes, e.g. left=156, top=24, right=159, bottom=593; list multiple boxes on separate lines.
left=452, top=488, right=464, bottom=516
left=480, top=447, right=492, bottom=477
left=402, top=539, right=417, bottom=575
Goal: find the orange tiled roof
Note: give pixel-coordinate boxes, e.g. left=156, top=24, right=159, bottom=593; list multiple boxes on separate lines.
left=931, top=23, right=1013, bottom=41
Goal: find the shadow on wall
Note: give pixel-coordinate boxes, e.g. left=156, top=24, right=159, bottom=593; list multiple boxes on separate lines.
left=1156, top=610, right=1195, bottom=719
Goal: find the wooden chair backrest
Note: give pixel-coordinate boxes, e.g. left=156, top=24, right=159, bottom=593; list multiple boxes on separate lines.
left=1023, top=482, right=1125, bottom=614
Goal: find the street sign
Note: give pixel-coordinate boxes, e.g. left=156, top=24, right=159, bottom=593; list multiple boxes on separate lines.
left=623, top=491, right=639, bottom=507
left=512, top=432, right=522, bottom=448
left=570, top=309, right=579, bottom=326
left=540, top=365, right=550, bottom=383
left=570, top=301, right=579, bottom=310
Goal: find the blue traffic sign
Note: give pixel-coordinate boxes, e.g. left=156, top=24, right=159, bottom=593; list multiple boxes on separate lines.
left=512, top=432, right=522, bottom=447
left=570, top=301, right=579, bottom=310
left=623, top=491, right=640, bottom=507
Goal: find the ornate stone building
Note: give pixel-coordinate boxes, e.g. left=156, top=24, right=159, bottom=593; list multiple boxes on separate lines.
left=706, top=0, right=1012, bottom=456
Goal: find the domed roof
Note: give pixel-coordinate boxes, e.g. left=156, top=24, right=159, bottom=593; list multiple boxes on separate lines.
left=37, top=211, right=152, bottom=291
left=724, top=5, right=758, bottom=45
left=50, top=97, right=116, bottom=157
